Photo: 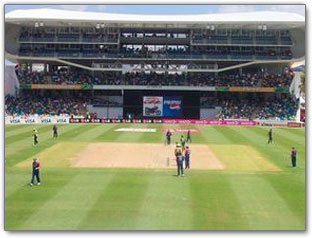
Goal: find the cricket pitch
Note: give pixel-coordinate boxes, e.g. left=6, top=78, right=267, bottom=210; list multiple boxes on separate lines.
left=70, top=143, right=224, bottom=170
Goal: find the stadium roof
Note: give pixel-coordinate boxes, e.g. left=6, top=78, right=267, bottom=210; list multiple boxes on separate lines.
left=5, top=8, right=305, bottom=25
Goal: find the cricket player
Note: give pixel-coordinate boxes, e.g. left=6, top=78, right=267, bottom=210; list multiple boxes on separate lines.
left=174, top=143, right=184, bottom=176
left=180, top=135, right=186, bottom=151
left=291, top=147, right=297, bottom=168
left=33, top=128, right=39, bottom=146
left=53, top=125, right=58, bottom=138
left=268, top=128, right=273, bottom=144
left=184, top=146, right=191, bottom=169
left=186, top=129, right=192, bottom=143
left=30, top=158, right=41, bottom=186
left=166, top=130, right=172, bottom=145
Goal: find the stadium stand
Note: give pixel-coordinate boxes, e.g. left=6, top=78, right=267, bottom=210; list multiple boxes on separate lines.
left=5, top=9, right=304, bottom=121
left=16, top=69, right=294, bottom=88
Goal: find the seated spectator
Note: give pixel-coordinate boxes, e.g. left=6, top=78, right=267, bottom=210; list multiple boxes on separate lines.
left=16, top=69, right=294, bottom=88
left=216, top=96, right=298, bottom=120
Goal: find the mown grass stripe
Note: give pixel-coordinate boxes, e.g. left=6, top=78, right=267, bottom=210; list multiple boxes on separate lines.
left=77, top=170, right=150, bottom=230
left=93, top=124, right=128, bottom=142
left=284, top=128, right=306, bottom=137
left=94, top=123, right=155, bottom=144
left=69, top=124, right=115, bottom=142
left=272, top=128, right=305, bottom=146
left=5, top=168, right=78, bottom=230
left=4, top=124, right=305, bottom=230
left=5, top=125, right=53, bottom=145
left=232, top=127, right=305, bottom=217
left=252, top=127, right=304, bottom=147
left=5, top=124, right=69, bottom=158
left=196, top=125, right=232, bottom=145
left=5, top=124, right=51, bottom=138
left=220, top=126, right=305, bottom=228
left=217, top=127, right=288, bottom=166
left=17, top=170, right=115, bottom=230
left=229, top=174, right=304, bottom=230
left=5, top=124, right=30, bottom=133
left=5, top=125, right=85, bottom=167
left=190, top=171, right=249, bottom=230
left=134, top=123, right=181, bottom=144
left=213, top=126, right=251, bottom=145
left=244, top=127, right=305, bottom=168
left=112, top=123, right=154, bottom=143
left=263, top=173, right=305, bottom=226
left=5, top=168, right=33, bottom=198
left=57, top=124, right=104, bottom=141
left=134, top=170, right=193, bottom=230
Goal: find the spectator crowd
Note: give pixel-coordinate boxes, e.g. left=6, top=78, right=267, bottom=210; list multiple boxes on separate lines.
left=216, top=96, right=298, bottom=121
left=17, top=70, right=101, bottom=85
left=5, top=92, right=298, bottom=121
left=5, top=92, right=122, bottom=117
left=5, top=94, right=87, bottom=117
left=17, top=69, right=294, bottom=88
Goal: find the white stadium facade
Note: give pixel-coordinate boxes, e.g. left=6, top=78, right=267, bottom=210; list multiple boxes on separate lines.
left=5, top=9, right=305, bottom=125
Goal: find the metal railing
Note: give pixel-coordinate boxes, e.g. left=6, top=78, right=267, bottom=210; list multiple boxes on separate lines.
left=17, top=51, right=292, bottom=61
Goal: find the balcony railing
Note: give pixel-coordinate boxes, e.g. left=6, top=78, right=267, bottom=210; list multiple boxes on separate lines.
left=192, top=35, right=293, bottom=46
left=17, top=51, right=292, bottom=61
left=18, top=35, right=119, bottom=44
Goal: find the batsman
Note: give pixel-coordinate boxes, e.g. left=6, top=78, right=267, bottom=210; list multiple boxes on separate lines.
left=174, top=143, right=184, bottom=176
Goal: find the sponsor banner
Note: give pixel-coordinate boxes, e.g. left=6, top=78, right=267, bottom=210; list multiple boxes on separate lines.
left=69, top=118, right=256, bottom=126
left=40, top=117, right=52, bottom=123
left=152, top=119, right=163, bottom=124
left=7, top=118, right=21, bottom=124
left=275, top=86, right=290, bottom=94
left=69, top=118, right=162, bottom=124
left=80, top=85, right=93, bottom=90
left=215, top=86, right=229, bottom=92
left=160, top=129, right=200, bottom=133
left=201, top=86, right=215, bottom=91
left=287, top=122, right=302, bottom=128
left=20, top=84, right=32, bottom=89
left=162, top=119, right=258, bottom=126
left=29, top=84, right=93, bottom=90
left=70, top=118, right=101, bottom=123
left=258, top=122, right=286, bottom=127
left=163, top=96, right=182, bottom=117
left=143, top=96, right=163, bottom=117
left=5, top=116, right=70, bottom=124
left=229, top=87, right=274, bottom=93
left=115, top=128, right=156, bottom=133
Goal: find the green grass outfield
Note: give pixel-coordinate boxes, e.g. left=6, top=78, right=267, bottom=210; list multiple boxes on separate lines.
left=5, top=123, right=305, bottom=230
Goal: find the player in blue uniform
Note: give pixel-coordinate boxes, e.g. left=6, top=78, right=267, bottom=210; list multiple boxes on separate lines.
left=268, top=128, right=273, bottom=144
left=291, top=147, right=297, bottom=168
left=53, top=125, right=58, bottom=138
left=30, top=158, right=41, bottom=186
left=166, top=130, right=172, bottom=145
left=184, top=146, right=191, bottom=169
left=186, top=129, right=192, bottom=143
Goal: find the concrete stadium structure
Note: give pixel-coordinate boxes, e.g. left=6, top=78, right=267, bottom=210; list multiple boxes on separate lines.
left=5, top=9, right=305, bottom=121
